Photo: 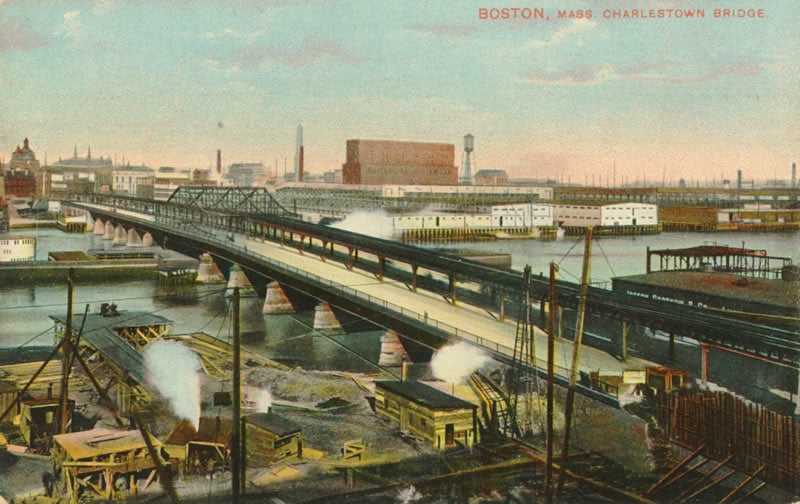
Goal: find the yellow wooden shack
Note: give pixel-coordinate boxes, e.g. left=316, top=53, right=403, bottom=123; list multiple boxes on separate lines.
left=243, top=412, right=303, bottom=466
left=52, top=428, right=166, bottom=503
left=164, top=416, right=232, bottom=474
left=374, top=381, right=478, bottom=450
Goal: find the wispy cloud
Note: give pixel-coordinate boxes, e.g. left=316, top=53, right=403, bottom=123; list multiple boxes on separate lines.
left=55, top=10, right=82, bottom=39
left=524, top=61, right=766, bottom=85
left=227, top=38, right=368, bottom=69
left=0, top=17, right=51, bottom=52
left=405, top=23, right=478, bottom=39
left=198, top=28, right=265, bottom=40
left=523, top=18, right=595, bottom=50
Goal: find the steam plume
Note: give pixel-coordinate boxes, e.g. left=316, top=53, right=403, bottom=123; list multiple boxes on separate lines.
left=430, top=342, right=491, bottom=384
left=330, top=210, right=395, bottom=239
left=255, top=389, right=273, bottom=413
left=143, top=340, right=202, bottom=429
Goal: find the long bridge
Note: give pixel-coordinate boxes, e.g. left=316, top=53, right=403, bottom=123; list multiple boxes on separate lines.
left=63, top=187, right=800, bottom=412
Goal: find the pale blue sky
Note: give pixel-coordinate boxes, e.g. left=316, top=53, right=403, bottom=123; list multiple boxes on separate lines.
left=1, top=0, right=797, bottom=182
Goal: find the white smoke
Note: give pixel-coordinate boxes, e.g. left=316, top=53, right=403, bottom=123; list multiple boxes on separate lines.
left=396, top=485, right=422, bottom=503
left=143, top=340, right=202, bottom=429
left=430, top=342, right=491, bottom=384
left=330, top=210, right=395, bottom=239
left=255, top=389, right=273, bottom=413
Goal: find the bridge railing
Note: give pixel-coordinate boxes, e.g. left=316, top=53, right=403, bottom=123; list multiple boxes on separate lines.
left=84, top=204, right=609, bottom=396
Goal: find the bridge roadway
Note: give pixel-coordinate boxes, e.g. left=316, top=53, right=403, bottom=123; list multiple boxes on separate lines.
left=71, top=202, right=655, bottom=404
left=66, top=197, right=800, bottom=370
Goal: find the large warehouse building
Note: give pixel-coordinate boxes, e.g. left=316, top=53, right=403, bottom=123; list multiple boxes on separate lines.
left=342, top=139, right=458, bottom=185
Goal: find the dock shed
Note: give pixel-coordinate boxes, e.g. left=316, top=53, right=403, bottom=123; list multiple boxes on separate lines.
left=243, top=412, right=303, bottom=466
left=164, top=417, right=232, bottom=474
left=374, top=381, right=478, bottom=449
left=52, top=428, right=166, bottom=502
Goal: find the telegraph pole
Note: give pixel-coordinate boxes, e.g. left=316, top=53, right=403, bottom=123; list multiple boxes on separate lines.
left=545, top=262, right=558, bottom=504
left=557, top=227, right=593, bottom=494
left=59, top=269, right=74, bottom=433
left=232, top=287, right=242, bottom=503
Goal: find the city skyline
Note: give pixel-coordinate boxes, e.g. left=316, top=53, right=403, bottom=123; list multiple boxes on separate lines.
left=1, top=0, right=797, bottom=181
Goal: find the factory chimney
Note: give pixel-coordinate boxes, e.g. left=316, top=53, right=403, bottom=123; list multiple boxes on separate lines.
left=216, top=149, right=222, bottom=175
left=737, top=170, right=742, bottom=190
left=295, top=124, right=304, bottom=183
left=793, top=162, right=797, bottom=190
left=459, top=133, right=474, bottom=185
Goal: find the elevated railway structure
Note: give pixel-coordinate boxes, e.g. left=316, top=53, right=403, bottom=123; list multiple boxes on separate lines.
left=62, top=190, right=800, bottom=411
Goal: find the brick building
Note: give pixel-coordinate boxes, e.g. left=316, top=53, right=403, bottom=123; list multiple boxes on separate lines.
left=342, top=140, right=458, bottom=185
left=473, top=169, right=509, bottom=186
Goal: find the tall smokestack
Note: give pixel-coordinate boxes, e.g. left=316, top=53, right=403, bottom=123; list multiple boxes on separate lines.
left=793, top=162, right=797, bottom=190
left=737, top=170, right=742, bottom=190
left=217, top=149, right=222, bottom=175
left=295, top=124, right=304, bottom=183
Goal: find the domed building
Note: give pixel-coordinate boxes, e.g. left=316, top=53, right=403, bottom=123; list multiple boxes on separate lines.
left=9, top=137, right=40, bottom=173
left=4, top=138, right=40, bottom=198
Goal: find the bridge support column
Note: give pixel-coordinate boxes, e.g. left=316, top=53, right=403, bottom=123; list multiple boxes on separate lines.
left=378, top=330, right=409, bottom=367
left=93, top=218, right=105, bottom=235
left=197, top=253, right=225, bottom=283
left=321, top=241, right=328, bottom=262
left=263, top=281, right=295, bottom=314
left=103, top=221, right=115, bottom=240
left=701, top=343, right=709, bottom=381
left=411, top=265, right=418, bottom=292
left=226, top=264, right=253, bottom=296
left=298, top=236, right=304, bottom=254
left=313, top=302, right=344, bottom=335
left=621, top=321, right=628, bottom=361
left=113, top=224, right=127, bottom=246
left=142, top=232, right=154, bottom=247
left=378, top=256, right=385, bottom=282
left=347, top=248, right=354, bottom=270
left=449, top=273, right=456, bottom=305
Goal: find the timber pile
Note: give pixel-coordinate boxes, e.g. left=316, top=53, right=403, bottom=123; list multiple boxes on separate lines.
left=164, top=332, right=290, bottom=379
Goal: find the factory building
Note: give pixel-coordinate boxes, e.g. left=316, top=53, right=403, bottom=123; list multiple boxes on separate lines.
left=49, top=146, right=113, bottom=196
left=112, top=164, right=154, bottom=196
left=473, top=169, right=509, bottom=186
left=381, top=184, right=553, bottom=200
left=374, top=380, right=478, bottom=450
left=0, top=235, right=36, bottom=262
left=342, top=140, right=458, bottom=185
left=554, top=202, right=657, bottom=228
left=225, top=162, right=272, bottom=186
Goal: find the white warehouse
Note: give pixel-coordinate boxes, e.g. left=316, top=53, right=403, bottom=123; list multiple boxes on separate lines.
left=554, top=202, right=658, bottom=228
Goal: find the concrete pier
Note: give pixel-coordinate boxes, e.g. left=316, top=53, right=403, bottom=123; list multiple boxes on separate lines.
left=313, top=302, right=344, bottom=335
left=378, top=330, right=410, bottom=367
left=93, top=218, right=105, bottom=235
left=102, top=221, right=115, bottom=240
left=113, top=224, right=127, bottom=246
left=225, top=264, right=254, bottom=296
left=196, top=252, right=225, bottom=283
left=262, top=281, right=294, bottom=313
left=126, top=228, right=143, bottom=247
left=142, top=232, right=154, bottom=247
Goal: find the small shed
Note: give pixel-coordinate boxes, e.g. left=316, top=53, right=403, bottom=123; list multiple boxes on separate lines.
left=52, top=428, right=165, bottom=502
left=243, top=412, right=303, bottom=466
left=19, top=394, right=73, bottom=450
left=374, top=381, right=478, bottom=449
left=0, top=380, right=18, bottom=422
left=164, top=417, right=232, bottom=474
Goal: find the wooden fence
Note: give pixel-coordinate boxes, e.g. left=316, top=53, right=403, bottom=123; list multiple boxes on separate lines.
left=657, top=390, right=799, bottom=492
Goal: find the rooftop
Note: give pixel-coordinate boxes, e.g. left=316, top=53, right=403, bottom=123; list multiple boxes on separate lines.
left=0, top=346, right=54, bottom=365
left=376, top=380, right=476, bottom=410
left=612, top=271, right=800, bottom=313
left=244, top=412, right=302, bottom=437
left=53, top=428, right=161, bottom=460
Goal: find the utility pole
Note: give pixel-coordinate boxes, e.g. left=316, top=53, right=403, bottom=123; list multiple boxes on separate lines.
left=557, top=227, right=593, bottom=495
left=545, top=262, right=558, bottom=504
left=59, top=268, right=74, bottom=434
left=232, top=287, right=242, bottom=503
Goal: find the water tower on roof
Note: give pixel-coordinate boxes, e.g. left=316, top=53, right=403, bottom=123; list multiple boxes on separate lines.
left=459, top=133, right=474, bottom=185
